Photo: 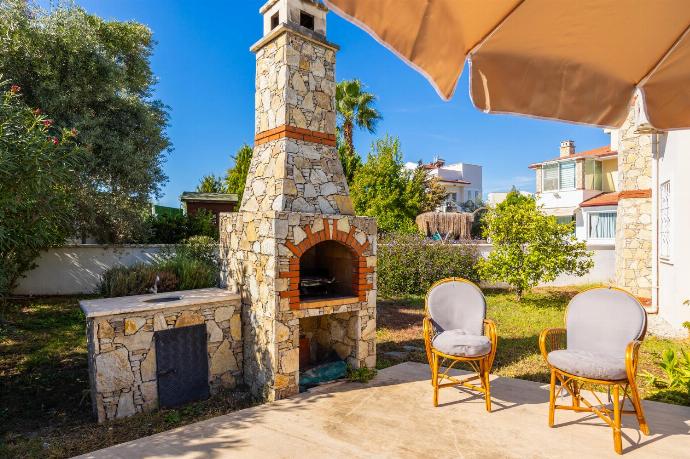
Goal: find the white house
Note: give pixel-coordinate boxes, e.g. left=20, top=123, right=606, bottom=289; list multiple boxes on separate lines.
left=530, top=141, right=619, bottom=245
left=487, top=190, right=532, bottom=206
left=413, top=158, right=483, bottom=212
left=610, top=101, right=690, bottom=330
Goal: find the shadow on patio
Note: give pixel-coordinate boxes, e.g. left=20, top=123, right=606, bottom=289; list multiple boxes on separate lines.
left=81, top=362, right=690, bottom=458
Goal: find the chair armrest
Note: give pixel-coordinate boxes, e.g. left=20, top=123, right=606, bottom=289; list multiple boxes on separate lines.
left=484, top=319, right=498, bottom=368
left=423, top=317, right=434, bottom=365
left=625, top=340, right=643, bottom=381
left=539, top=328, right=567, bottom=363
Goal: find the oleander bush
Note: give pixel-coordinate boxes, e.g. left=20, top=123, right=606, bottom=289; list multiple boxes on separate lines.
left=377, top=232, right=480, bottom=296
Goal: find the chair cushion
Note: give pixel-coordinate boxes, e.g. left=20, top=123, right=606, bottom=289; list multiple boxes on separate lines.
left=547, top=349, right=627, bottom=381
left=427, top=281, right=486, bottom=336
left=566, top=288, right=646, bottom=359
left=432, top=329, right=491, bottom=357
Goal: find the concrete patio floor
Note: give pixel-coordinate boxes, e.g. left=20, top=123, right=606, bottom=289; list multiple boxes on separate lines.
left=79, top=362, right=690, bottom=458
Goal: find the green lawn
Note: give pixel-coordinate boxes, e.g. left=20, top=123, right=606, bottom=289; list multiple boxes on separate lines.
left=377, top=287, right=690, bottom=404
left=1, top=288, right=688, bottom=458
left=0, top=297, right=255, bottom=459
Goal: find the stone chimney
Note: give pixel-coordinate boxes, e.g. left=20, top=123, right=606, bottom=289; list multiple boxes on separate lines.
left=559, top=140, right=575, bottom=157
left=219, top=0, right=377, bottom=402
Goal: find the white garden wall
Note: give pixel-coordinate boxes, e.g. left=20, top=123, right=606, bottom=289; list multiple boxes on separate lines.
left=475, top=242, right=615, bottom=287
left=14, top=242, right=615, bottom=296
left=13, top=245, right=169, bottom=296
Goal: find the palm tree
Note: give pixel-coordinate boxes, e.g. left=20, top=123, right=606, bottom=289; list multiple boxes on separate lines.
left=336, top=79, right=382, bottom=158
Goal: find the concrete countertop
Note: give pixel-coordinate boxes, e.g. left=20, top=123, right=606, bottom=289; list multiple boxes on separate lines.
left=79, top=288, right=240, bottom=318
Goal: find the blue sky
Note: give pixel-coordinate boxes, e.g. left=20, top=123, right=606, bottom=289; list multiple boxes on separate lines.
left=67, top=0, right=608, bottom=207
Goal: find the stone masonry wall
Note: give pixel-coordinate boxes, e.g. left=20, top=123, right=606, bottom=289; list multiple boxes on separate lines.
left=239, top=137, right=353, bottom=215
left=254, top=29, right=336, bottom=135
left=220, top=211, right=376, bottom=400
left=300, top=312, right=359, bottom=365
left=86, top=299, right=242, bottom=423
left=615, top=107, right=653, bottom=302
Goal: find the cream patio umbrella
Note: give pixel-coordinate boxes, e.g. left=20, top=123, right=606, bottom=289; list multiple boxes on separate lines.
left=323, top=0, right=690, bottom=130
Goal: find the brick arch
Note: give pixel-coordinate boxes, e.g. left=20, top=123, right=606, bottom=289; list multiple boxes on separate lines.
left=280, top=218, right=372, bottom=309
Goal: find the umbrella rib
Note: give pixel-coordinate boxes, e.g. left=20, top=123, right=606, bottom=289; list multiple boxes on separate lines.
left=468, top=0, right=526, bottom=56
left=637, top=21, right=690, bottom=87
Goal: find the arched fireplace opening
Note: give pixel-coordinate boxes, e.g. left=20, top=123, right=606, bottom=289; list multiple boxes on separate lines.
left=299, top=240, right=357, bottom=301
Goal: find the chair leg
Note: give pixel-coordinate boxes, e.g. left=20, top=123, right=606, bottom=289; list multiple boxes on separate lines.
left=571, top=380, right=580, bottom=408
left=483, top=358, right=492, bottom=412
left=548, top=369, right=556, bottom=427
left=432, top=352, right=439, bottom=407
left=629, top=378, right=650, bottom=435
left=613, top=384, right=623, bottom=455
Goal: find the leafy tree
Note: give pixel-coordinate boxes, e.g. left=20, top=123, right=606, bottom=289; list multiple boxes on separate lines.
left=225, top=144, right=253, bottom=203
left=478, top=191, right=593, bottom=300
left=0, top=1, right=171, bottom=243
left=336, top=79, right=382, bottom=160
left=350, top=135, right=437, bottom=233
left=338, top=140, right=361, bottom=186
left=147, top=209, right=217, bottom=243
left=197, top=174, right=226, bottom=193
left=0, top=82, right=81, bottom=296
left=420, top=175, right=447, bottom=213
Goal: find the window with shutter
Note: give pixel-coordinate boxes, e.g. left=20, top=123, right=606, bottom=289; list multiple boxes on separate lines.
left=543, top=164, right=559, bottom=191
left=559, top=161, right=575, bottom=190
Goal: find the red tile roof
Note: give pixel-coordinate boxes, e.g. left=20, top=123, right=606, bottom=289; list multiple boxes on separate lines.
left=580, top=192, right=619, bottom=208
left=529, top=146, right=617, bottom=169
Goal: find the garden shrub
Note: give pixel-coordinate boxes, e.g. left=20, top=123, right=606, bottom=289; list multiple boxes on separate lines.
left=157, top=257, right=217, bottom=291
left=642, top=348, right=690, bottom=405
left=377, top=233, right=480, bottom=296
left=99, top=265, right=178, bottom=298
left=98, top=236, right=219, bottom=297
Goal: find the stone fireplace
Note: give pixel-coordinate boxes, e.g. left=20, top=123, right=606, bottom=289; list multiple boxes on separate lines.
left=220, top=0, right=376, bottom=400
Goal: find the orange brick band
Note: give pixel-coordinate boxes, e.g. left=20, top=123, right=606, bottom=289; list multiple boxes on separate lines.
left=619, top=189, right=652, bottom=199
left=254, top=125, right=336, bottom=147
left=279, top=219, right=372, bottom=310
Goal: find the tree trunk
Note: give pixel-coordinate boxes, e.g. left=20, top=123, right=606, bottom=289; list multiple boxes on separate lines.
left=343, top=120, right=354, bottom=157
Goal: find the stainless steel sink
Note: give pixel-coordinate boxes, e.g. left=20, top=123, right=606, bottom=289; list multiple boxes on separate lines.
left=144, top=296, right=182, bottom=303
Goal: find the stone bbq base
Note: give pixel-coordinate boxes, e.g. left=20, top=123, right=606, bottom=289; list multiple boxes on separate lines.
left=79, top=288, right=242, bottom=423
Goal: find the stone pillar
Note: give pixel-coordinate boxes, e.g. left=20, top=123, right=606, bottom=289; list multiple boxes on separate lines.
left=615, top=107, right=653, bottom=303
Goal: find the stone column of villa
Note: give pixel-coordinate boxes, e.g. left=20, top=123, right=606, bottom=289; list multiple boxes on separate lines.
left=615, top=107, right=653, bottom=305
left=219, top=0, right=377, bottom=401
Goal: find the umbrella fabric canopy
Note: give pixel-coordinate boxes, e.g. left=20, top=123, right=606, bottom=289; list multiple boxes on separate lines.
left=323, top=0, right=690, bottom=130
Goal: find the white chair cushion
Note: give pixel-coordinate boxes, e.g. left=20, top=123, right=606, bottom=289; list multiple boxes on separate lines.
left=548, top=349, right=627, bottom=381
left=432, top=329, right=491, bottom=357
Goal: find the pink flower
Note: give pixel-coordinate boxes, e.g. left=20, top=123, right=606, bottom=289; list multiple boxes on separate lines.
left=10, top=85, right=20, bottom=94
left=42, top=119, right=53, bottom=127
left=51, top=137, right=59, bottom=145
left=33, top=108, right=42, bottom=115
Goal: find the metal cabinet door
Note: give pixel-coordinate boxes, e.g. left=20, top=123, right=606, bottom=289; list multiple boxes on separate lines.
left=155, top=324, right=209, bottom=408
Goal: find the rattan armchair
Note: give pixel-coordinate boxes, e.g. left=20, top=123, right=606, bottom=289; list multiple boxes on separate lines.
left=423, top=278, right=497, bottom=411
left=539, top=287, right=649, bottom=455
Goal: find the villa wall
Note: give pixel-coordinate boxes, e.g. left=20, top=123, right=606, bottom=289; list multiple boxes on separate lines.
left=614, top=108, right=653, bottom=303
